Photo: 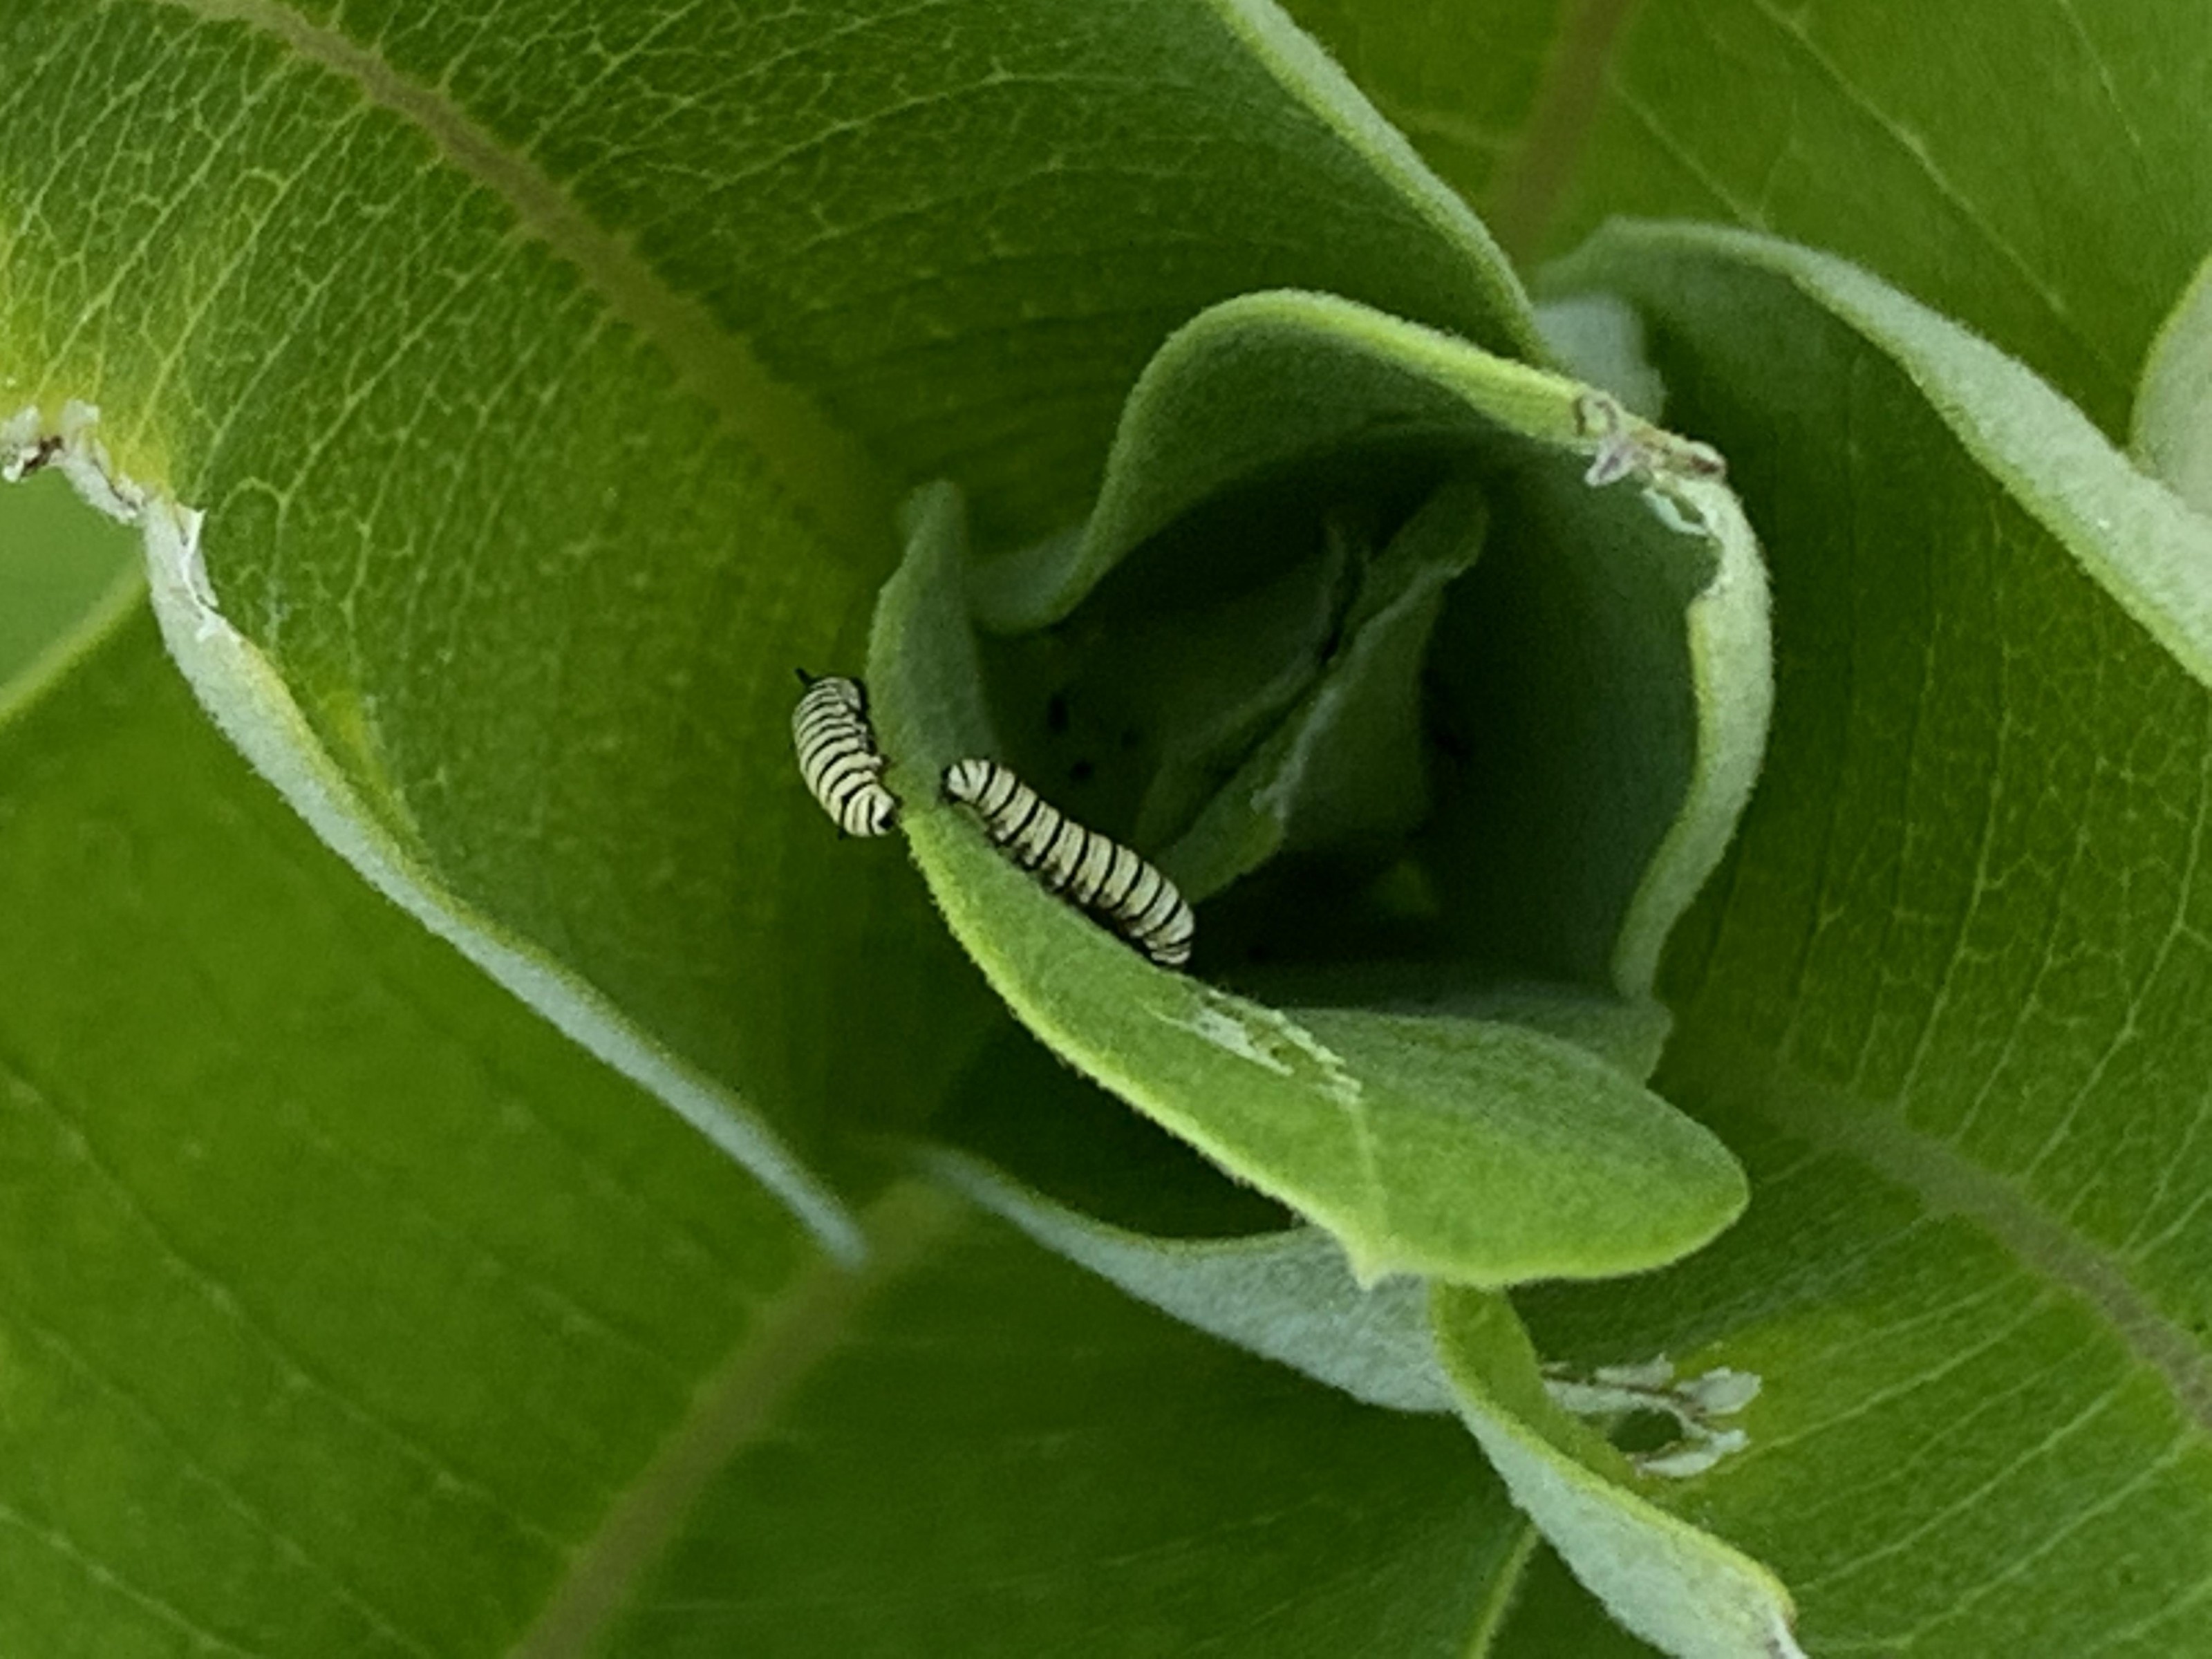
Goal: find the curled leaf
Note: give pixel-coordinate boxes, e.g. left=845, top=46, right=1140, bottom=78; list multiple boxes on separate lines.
left=872, top=482, right=1746, bottom=1286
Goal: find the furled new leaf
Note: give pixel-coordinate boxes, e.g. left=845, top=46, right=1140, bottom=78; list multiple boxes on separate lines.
left=870, top=480, right=1746, bottom=1286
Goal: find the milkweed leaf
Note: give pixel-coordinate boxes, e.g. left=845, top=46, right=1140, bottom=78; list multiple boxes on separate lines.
left=871, top=481, right=1747, bottom=1287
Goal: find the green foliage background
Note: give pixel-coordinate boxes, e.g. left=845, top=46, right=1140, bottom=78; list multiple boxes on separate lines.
left=2, top=2, right=2209, bottom=1654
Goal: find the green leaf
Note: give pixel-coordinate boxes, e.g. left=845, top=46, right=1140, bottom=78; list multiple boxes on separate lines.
left=917, top=1052, right=1814, bottom=1655
left=2135, top=250, right=2212, bottom=514
left=34, top=6, right=2211, bottom=1649
left=919, top=1141, right=1451, bottom=1414
left=0, top=573, right=1571, bottom=1654
left=1490, top=1544, right=1671, bottom=1657
left=1432, top=1288, right=1803, bottom=1659
left=0, top=465, right=137, bottom=694
left=1519, top=223, right=2212, bottom=1651
left=1159, top=473, right=1487, bottom=901
left=1553, top=221, right=2212, bottom=702
left=1495, top=1557, right=1663, bottom=1654
left=870, top=480, right=1747, bottom=1287
left=1272, top=0, right=1573, bottom=245
left=912, top=970, right=1678, bottom=1415
left=1294, top=2, right=2212, bottom=444
left=1216, top=966, right=1678, bottom=1084
left=0, top=595, right=821, bottom=1654
left=970, top=289, right=1580, bottom=630
left=585, top=1204, right=1539, bottom=1659
left=971, top=287, right=1772, bottom=997
left=0, top=0, right=1544, bottom=1243
left=1529, top=1083, right=2212, bottom=1658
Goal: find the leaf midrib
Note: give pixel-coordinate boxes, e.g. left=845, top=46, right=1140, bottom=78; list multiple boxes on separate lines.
left=1480, top=0, right=1647, bottom=259
left=172, top=0, right=900, bottom=563
left=1676, top=1031, right=2212, bottom=1433
left=509, top=1182, right=971, bottom=1658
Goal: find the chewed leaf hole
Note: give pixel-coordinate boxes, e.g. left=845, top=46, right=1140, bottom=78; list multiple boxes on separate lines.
left=1543, top=1356, right=1762, bottom=1481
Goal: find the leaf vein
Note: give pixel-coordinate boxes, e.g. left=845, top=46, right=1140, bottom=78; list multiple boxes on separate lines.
left=1896, top=1429, right=2193, bottom=1651
left=168, top=0, right=897, bottom=558
left=1727, top=1286, right=2054, bottom=1475
left=0, top=1051, right=566, bottom=1555
left=509, top=1184, right=967, bottom=1659
left=1682, top=1040, right=2212, bottom=1434
left=0, top=1306, right=442, bottom=1658
left=1888, top=488, right=2012, bottom=1105
left=1738, top=0, right=2127, bottom=392
left=0, top=1499, right=265, bottom=1658
left=1793, top=1379, right=2145, bottom=1602
left=2116, top=695, right=2212, bottom=1256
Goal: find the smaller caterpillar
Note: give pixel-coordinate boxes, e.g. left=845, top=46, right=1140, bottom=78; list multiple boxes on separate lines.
left=942, top=758, right=1194, bottom=968
left=792, top=671, right=899, bottom=836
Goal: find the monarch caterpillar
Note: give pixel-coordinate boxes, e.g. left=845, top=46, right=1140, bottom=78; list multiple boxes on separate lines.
left=942, top=758, right=1194, bottom=968
left=792, top=671, right=899, bottom=836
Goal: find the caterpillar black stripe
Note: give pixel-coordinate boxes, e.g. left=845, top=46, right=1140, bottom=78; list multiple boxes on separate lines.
left=792, top=671, right=899, bottom=836
left=942, top=758, right=1194, bottom=968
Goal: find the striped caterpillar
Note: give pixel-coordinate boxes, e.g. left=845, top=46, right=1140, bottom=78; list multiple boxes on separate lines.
left=942, top=758, right=1194, bottom=968
left=791, top=672, right=900, bottom=836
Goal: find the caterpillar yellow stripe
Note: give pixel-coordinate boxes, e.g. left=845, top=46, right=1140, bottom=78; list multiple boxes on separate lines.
left=792, top=672, right=899, bottom=836
left=942, top=758, right=1194, bottom=968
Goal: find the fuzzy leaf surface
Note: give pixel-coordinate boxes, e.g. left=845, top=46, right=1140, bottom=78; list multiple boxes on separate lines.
left=971, top=288, right=1772, bottom=995
left=870, top=482, right=1747, bottom=1287
left=1511, top=221, right=2212, bottom=1656
left=1289, top=1, right=2212, bottom=440
left=0, top=543, right=1553, bottom=1656
left=0, top=0, right=1539, bottom=1238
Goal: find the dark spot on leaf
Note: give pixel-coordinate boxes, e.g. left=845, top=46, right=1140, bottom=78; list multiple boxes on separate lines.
left=1045, top=693, right=1069, bottom=734
left=1069, top=759, right=1094, bottom=784
left=1611, top=1409, right=1679, bottom=1455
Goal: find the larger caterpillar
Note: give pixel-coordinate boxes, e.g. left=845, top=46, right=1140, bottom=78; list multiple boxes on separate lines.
left=791, top=671, right=900, bottom=836
left=942, top=758, right=1194, bottom=968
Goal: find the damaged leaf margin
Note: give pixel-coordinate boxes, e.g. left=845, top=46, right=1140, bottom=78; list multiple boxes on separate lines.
left=1434, top=1286, right=1803, bottom=1659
